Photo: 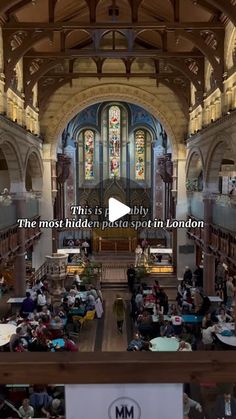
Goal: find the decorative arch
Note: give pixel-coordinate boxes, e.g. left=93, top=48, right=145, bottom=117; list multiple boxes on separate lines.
left=24, top=147, right=43, bottom=192
left=186, top=147, right=204, bottom=179
left=0, top=131, right=23, bottom=188
left=43, top=84, right=185, bottom=161
left=205, top=136, right=226, bottom=192
left=225, top=26, right=236, bottom=70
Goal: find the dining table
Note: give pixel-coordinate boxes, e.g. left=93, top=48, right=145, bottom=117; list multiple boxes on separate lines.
left=216, top=322, right=236, bottom=347
left=150, top=336, right=179, bottom=352
left=0, top=323, right=16, bottom=347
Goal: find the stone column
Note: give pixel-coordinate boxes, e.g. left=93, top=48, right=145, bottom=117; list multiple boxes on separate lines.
left=175, top=146, right=195, bottom=278
left=14, top=189, right=27, bottom=296
left=32, top=144, right=55, bottom=270
left=203, top=194, right=215, bottom=295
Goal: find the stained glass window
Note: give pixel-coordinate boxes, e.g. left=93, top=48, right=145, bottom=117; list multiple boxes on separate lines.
left=109, top=106, right=121, bottom=178
left=135, top=130, right=145, bottom=180
left=84, top=130, right=95, bottom=180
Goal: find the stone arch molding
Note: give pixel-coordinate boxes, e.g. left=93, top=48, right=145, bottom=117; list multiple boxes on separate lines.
left=0, top=130, right=23, bottom=188
left=186, top=147, right=204, bottom=179
left=24, top=147, right=43, bottom=192
left=43, top=84, right=186, bottom=160
left=204, top=132, right=235, bottom=192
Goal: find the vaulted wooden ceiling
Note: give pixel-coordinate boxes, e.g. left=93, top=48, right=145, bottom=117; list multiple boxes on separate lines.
left=1, top=0, right=235, bottom=115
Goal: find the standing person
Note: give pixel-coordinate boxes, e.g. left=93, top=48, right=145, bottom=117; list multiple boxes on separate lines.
left=141, top=238, right=148, bottom=251
left=127, top=264, right=136, bottom=292
left=36, top=289, right=47, bottom=311
left=113, top=294, right=126, bottom=334
left=135, top=245, right=143, bottom=267
left=226, top=276, right=235, bottom=310
left=82, top=239, right=90, bottom=256
left=73, top=270, right=81, bottom=289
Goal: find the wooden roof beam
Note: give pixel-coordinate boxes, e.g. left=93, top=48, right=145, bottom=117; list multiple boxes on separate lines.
left=3, top=21, right=225, bottom=30
left=205, top=0, right=236, bottom=26
left=24, top=50, right=204, bottom=58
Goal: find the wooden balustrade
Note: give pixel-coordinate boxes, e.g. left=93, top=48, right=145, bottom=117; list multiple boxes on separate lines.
left=0, top=217, right=41, bottom=261
left=0, top=353, right=236, bottom=383
left=188, top=216, right=236, bottom=267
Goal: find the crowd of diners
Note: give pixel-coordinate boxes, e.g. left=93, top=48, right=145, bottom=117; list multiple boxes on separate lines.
left=0, top=273, right=102, bottom=352
left=126, top=265, right=236, bottom=352
left=0, top=385, right=65, bottom=418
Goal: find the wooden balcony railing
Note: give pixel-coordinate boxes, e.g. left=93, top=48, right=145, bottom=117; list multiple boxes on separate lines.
left=0, top=353, right=236, bottom=384
left=187, top=216, right=236, bottom=266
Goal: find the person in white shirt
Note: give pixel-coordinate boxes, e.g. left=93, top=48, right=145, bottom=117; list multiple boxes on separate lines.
left=217, top=308, right=233, bottom=325
left=68, top=289, right=76, bottom=306
left=19, top=398, right=34, bottom=418
left=73, top=270, right=81, bottom=289
left=170, top=314, right=183, bottom=335
left=33, top=279, right=43, bottom=292
left=202, top=323, right=219, bottom=349
left=135, top=245, right=143, bottom=267
left=178, top=341, right=192, bottom=351
left=135, top=290, right=144, bottom=309
left=36, top=289, right=46, bottom=309
left=82, top=240, right=90, bottom=255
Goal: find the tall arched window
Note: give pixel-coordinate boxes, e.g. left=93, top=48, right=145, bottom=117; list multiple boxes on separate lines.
left=135, top=130, right=145, bottom=180
left=84, top=129, right=95, bottom=180
left=108, top=105, right=121, bottom=178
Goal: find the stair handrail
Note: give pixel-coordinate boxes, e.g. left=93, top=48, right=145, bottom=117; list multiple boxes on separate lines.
left=29, top=261, right=47, bottom=284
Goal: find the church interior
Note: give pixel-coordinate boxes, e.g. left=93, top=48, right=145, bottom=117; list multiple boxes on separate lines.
left=0, top=0, right=235, bottom=372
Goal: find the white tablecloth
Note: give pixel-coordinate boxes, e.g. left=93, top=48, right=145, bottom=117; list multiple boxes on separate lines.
left=216, top=323, right=236, bottom=347
left=150, top=337, right=179, bottom=352
left=0, top=324, right=16, bottom=346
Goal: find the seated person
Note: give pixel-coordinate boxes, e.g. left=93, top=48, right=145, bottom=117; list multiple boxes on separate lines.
left=127, top=333, right=144, bottom=351
left=182, top=289, right=193, bottom=312
left=213, top=392, right=236, bottom=419
left=178, top=341, right=192, bottom=351
left=197, top=295, right=211, bottom=315
left=217, top=308, right=233, bottom=325
left=87, top=286, right=98, bottom=300
left=19, top=398, right=34, bottom=419
left=160, top=320, right=174, bottom=337
left=168, top=303, right=180, bottom=316
left=86, top=293, right=96, bottom=310
left=68, top=289, right=77, bottom=307
left=170, top=314, right=183, bottom=335
left=202, top=322, right=219, bottom=350
left=42, top=398, right=65, bottom=418
left=137, top=311, right=153, bottom=338
left=29, top=386, right=52, bottom=417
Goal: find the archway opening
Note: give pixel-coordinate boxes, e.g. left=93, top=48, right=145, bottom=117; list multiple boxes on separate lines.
left=0, top=148, right=10, bottom=192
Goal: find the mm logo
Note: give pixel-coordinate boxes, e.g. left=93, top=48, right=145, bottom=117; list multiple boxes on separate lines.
left=108, top=397, right=141, bottom=419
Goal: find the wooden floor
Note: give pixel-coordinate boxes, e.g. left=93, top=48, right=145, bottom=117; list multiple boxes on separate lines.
left=79, top=289, right=130, bottom=352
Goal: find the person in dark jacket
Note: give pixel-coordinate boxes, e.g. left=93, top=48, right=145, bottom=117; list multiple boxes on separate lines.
left=213, top=392, right=236, bottom=419
left=21, top=292, right=35, bottom=314
left=183, top=266, right=193, bottom=286
left=127, top=265, right=136, bottom=293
